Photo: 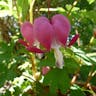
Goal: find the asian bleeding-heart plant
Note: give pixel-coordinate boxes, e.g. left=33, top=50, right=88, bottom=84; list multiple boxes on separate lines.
left=19, top=14, right=79, bottom=69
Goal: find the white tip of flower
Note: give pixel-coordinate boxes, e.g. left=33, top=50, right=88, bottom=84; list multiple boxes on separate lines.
left=56, top=60, right=64, bottom=69
left=54, top=47, right=64, bottom=69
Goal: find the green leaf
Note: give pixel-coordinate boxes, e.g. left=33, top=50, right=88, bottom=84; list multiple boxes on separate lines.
left=0, top=94, right=3, bottom=96
left=0, top=1, right=9, bottom=9
left=4, top=90, right=11, bottom=96
left=64, top=58, right=80, bottom=73
left=87, top=56, right=96, bottom=65
left=90, top=65, right=96, bottom=86
left=38, top=52, right=55, bottom=67
left=0, top=42, right=19, bottom=87
left=71, top=47, right=92, bottom=66
left=17, top=0, right=29, bottom=21
left=86, top=11, right=96, bottom=23
left=43, top=68, right=70, bottom=94
left=0, top=64, right=20, bottom=87
left=70, top=85, right=86, bottom=96
left=80, top=65, right=91, bottom=81
left=87, top=0, right=95, bottom=4
left=70, top=89, right=86, bottom=96
left=13, top=86, right=22, bottom=96
left=91, top=74, right=96, bottom=86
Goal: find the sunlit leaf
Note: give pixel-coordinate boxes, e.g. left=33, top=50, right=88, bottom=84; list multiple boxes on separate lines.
left=87, top=0, right=95, bottom=4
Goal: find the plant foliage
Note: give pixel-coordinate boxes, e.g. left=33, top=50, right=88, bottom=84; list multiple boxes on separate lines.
left=0, top=0, right=96, bottom=95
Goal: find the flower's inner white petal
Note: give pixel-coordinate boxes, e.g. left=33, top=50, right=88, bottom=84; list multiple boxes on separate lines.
left=51, top=41, right=64, bottom=69
left=54, top=47, right=64, bottom=69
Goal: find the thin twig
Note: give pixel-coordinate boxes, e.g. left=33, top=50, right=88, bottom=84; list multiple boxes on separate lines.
left=47, top=0, right=50, bottom=18
left=75, top=29, right=80, bottom=46
left=67, top=0, right=79, bottom=16
left=84, top=65, right=94, bottom=88
left=71, top=68, right=80, bottom=85
left=76, top=81, right=96, bottom=93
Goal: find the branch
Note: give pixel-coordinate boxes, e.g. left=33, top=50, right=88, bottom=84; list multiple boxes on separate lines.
left=71, top=68, right=80, bottom=84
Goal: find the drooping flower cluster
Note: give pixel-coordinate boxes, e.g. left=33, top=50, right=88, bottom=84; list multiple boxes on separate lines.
left=19, top=14, right=79, bottom=69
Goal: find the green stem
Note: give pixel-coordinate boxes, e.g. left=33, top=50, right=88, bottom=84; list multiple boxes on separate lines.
left=67, top=0, right=79, bottom=16
left=47, top=0, right=50, bottom=18
left=29, top=0, right=36, bottom=23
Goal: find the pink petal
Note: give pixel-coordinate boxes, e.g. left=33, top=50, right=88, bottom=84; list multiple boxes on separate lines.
left=20, top=22, right=35, bottom=45
left=42, top=66, right=50, bottom=75
left=34, top=16, right=49, bottom=23
left=27, top=46, right=47, bottom=53
left=51, top=14, right=71, bottom=46
left=33, top=17, right=54, bottom=50
left=18, top=39, right=28, bottom=47
left=68, top=34, right=79, bottom=47
left=18, top=39, right=46, bottom=53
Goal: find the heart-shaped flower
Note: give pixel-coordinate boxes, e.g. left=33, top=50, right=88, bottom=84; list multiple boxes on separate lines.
left=19, top=14, right=79, bottom=69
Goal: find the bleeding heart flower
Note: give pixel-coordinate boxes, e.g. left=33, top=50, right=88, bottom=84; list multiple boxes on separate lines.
left=19, top=14, right=79, bottom=69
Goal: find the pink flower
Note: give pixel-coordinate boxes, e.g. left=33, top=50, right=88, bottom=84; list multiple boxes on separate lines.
left=19, top=14, right=79, bottom=69
left=42, top=66, right=51, bottom=75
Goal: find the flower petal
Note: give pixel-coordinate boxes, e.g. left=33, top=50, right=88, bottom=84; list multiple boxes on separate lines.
left=18, top=39, right=46, bottom=53
left=33, top=17, right=54, bottom=50
left=27, top=46, right=46, bottom=53
left=20, top=22, right=35, bottom=45
left=54, top=46, right=64, bottom=69
left=51, top=14, right=71, bottom=46
left=68, top=34, right=79, bottom=46
left=41, top=66, right=50, bottom=75
left=18, top=39, right=28, bottom=47
left=34, top=16, right=49, bottom=23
